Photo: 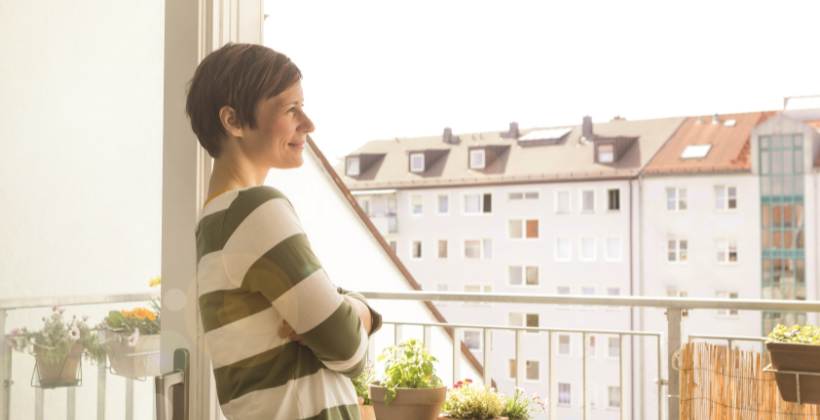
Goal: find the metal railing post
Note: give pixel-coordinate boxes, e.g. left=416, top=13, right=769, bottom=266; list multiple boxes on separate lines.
left=549, top=332, right=557, bottom=420
left=0, top=309, right=6, bottom=420
left=97, top=330, right=107, bottom=420
left=67, top=386, right=77, bottom=420
left=658, top=333, right=664, bottom=420
left=126, top=378, right=134, bottom=420
left=667, top=308, right=681, bottom=420
left=452, top=327, right=461, bottom=385
left=2, top=343, right=9, bottom=420
left=582, top=333, right=590, bottom=420
left=423, top=326, right=432, bottom=351
left=619, top=334, right=630, bottom=420
left=34, top=387, right=43, bottom=420
left=515, top=330, right=523, bottom=388
left=394, top=324, right=403, bottom=346
left=483, top=328, right=491, bottom=386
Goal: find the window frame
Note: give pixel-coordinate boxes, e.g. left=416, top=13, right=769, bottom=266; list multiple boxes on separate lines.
left=557, top=382, right=572, bottom=407
left=716, top=291, right=739, bottom=317
left=715, top=238, right=738, bottom=264
left=605, top=237, right=622, bottom=261
left=607, top=386, right=621, bottom=409
left=462, top=192, right=492, bottom=215
left=557, top=286, right=571, bottom=309
left=557, top=333, right=572, bottom=357
left=580, top=236, right=597, bottom=261
left=507, top=265, right=540, bottom=287
left=410, top=194, right=423, bottom=216
left=410, top=153, right=425, bottom=173
left=437, top=194, right=450, bottom=215
left=346, top=156, right=361, bottom=176
left=580, top=189, right=596, bottom=213
left=581, top=286, right=596, bottom=310
left=606, top=335, right=620, bottom=360
left=463, top=284, right=493, bottom=306
left=555, top=237, right=572, bottom=261
left=524, top=360, right=541, bottom=383
left=437, top=239, right=448, bottom=259
left=555, top=189, right=571, bottom=214
left=715, top=185, right=738, bottom=211
left=462, top=328, right=483, bottom=351
left=410, top=240, right=422, bottom=260
left=508, top=219, right=540, bottom=240
left=606, top=287, right=621, bottom=312
left=666, top=187, right=688, bottom=212
left=667, top=239, right=689, bottom=264
left=469, top=149, right=486, bottom=169
left=598, top=143, right=615, bottom=163
left=607, top=188, right=620, bottom=211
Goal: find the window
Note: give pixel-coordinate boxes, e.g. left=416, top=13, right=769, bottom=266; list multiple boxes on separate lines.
left=437, top=195, right=449, bottom=214
left=411, top=241, right=422, bottom=259
left=346, top=156, right=360, bottom=176
left=526, top=361, right=539, bottom=381
left=509, top=266, right=539, bottom=286
left=681, top=144, right=712, bottom=159
left=470, top=149, right=486, bottom=169
left=668, top=239, right=688, bottom=262
left=608, top=336, right=620, bottom=358
left=509, top=359, right=517, bottom=380
left=598, top=144, right=614, bottom=163
left=608, top=386, right=620, bottom=408
left=716, top=186, right=737, bottom=210
left=606, top=237, right=622, bottom=261
left=438, top=240, right=448, bottom=259
left=556, top=190, right=570, bottom=214
left=526, top=313, right=539, bottom=330
left=464, top=193, right=492, bottom=214
left=580, top=237, right=596, bottom=261
left=555, top=237, right=572, bottom=261
left=607, top=287, right=621, bottom=311
left=410, top=153, right=425, bottom=173
left=359, top=198, right=371, bottom=216
left=558, top=383, right=571, bottom=406
left=588, top=335, right=597, bottom=357
left=389, top=240, right=397, bottom=253
left=509, top=312, right=523, bottom=327
left=666, top=188, right=687, bottom=211
left=483, top=239, right=492, bottom=259
left=525, top=192, right=539, bottom=200
left=557, top=286, right=570, bottom=308
left=464, top=285, right=492, bottom=305
left=411, top=194, right=422, bottom=215
left=436, top=283, right=448, bottom=305
left=509, top=219, right=539, bottom=239
left=582, top=287, right=595, bottom=310
left=716, top=239, right=738, bottom=263
left=716, top=292, right=739, bottom=316
left=590, top=384, right=598, bottom=409
left=558, top=334, right=571, bottom=356
left=581, top=190, right=595, bottom=212
left=463, top=329, right=482, bottom=350
left=465, top=240, right=480, bottom=259
left=509, top=192, right=523, bottom=200
left=607, top=189, right=620, bottom=210
left=510, top=191, right=539, bottom=200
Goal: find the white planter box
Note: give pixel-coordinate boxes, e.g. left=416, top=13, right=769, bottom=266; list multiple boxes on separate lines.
left=106, top=333, right=161, bottom=379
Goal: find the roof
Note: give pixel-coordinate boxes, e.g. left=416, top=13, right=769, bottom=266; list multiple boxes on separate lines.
left=642, top=111, right=777, bottom=175
left=306, top=135, right=493, bottom=385
left=335, top=117, right=686, bottom=190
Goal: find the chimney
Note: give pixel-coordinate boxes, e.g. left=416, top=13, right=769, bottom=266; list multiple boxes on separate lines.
left=712, top=114, right=720, bottom=124
left=582, top=116, right=593, bottom=140
left=507, top=122, right=519, bottom=139
left=443, top=127, right=460, bottom=144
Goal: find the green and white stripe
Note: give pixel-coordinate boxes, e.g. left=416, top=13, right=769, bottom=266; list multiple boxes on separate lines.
left=196, top=186, right=367, bottom=420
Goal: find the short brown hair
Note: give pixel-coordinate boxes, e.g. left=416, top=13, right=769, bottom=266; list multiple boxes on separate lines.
left=186, top=43, right=302, bottom=158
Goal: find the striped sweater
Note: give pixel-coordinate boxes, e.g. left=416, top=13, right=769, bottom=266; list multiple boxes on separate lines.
left=195, top=186, right=378, bottom=420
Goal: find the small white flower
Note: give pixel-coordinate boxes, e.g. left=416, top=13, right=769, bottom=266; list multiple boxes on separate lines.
left=69, top=326, right=80, bottom=340
left=82, top=315, right=90, bottom=321
left=58, top=307, right=66, bottom=314
left=127, top=330, right=140, bottom=347
left=51, top=313, right=61, bottom=320
left=9, top=328, right=21, bottom=336
left=51, top=305, right=58, bottom=311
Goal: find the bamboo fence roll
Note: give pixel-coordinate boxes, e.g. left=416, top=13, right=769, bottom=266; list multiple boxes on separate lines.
left=680, top=342, right=820, bottom=419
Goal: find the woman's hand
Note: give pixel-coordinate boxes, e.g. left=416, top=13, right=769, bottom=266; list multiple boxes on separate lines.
left=278, top=320, right=306, bottom=346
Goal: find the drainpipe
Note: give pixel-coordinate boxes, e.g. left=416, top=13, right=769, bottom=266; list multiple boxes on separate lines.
left=629, top=179, right=635, bottom=420
left=815, top=168, right=818, bottom=324
left=638, top=175, right=646, bottom=420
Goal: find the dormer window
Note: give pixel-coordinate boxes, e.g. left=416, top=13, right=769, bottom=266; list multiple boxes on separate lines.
left=598, top=144, right=614, bottom=163
left=470, top=149, right=486, bottom=169
left=346, top=156, right=360, bottom=176
left=410, top=153, right=425, bottom=173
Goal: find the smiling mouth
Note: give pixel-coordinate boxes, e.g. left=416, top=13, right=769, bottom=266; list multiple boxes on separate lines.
left=288, top=142, right=305, bottom=147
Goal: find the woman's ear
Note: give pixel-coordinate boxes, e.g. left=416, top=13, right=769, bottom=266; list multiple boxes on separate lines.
left=219, top=106, right=244, bottom=138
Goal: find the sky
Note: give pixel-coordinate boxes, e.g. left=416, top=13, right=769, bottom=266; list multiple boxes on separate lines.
left=264, top=0, right=820, bottom=163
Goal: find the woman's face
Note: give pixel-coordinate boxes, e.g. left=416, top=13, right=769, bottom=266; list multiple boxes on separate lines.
left=241, top=81, right=314, bottom=170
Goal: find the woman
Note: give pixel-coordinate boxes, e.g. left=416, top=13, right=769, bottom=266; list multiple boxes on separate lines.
left=187, top=43, right=381, bottom=420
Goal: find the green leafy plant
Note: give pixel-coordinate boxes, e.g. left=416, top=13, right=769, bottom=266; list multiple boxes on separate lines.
left=375, top=338, right=442, bottom=404
left=6, top=306, right=107, bottom=364
left=768, top=323, right=820, bottom=344
left=102, top=276, right=162, bottom=346
left=442, top=379, right=506, bottom=419
left=351, top=359, right=375, bottom=405
left=500, top=387, right=546, bottom=420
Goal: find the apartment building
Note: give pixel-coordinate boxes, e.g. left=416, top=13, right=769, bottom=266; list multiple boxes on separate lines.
left=337, top=116, right=685, bottom=418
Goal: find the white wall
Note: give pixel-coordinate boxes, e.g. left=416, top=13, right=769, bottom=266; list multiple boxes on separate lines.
left=265, top=147, right=482, bottom=388
left=0, top=1, right=164, bottom=419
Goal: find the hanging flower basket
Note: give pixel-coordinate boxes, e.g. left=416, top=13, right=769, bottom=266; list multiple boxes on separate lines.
left=107, top=333, right=161, bottom=379
left=33, top=343, right=83, bottom=388
left=369, top=385, right=447, bottom=420
left=766, top=341, right=820, bottom=404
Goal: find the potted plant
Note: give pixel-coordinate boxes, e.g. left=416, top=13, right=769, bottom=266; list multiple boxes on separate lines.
left=103, top=276, right=162, bottom=379
left=439, top=379, right=507, bottom=420
left=766, top=323, right=820, bottom=404
left=6, top=306, right=106, bottom=387
left=368, top=338, right=447, bottom=420
left=351, top=359, right=376, bottom=420
left=499, top=387, right=547, bottom=420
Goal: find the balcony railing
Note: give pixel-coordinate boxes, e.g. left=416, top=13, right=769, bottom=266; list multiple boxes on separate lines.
left=3, top=291, right=819, bottom=420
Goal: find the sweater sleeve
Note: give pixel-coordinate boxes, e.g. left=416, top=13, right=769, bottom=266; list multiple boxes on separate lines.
left=336, top=286, right=383, bottom=337
left=230, top=187, right=368, bottom=377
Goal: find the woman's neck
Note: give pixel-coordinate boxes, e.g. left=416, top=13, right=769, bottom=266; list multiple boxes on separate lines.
left=208, top=149, right=269, bottom=197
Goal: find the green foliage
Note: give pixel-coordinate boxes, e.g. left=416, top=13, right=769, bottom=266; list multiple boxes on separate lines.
left=500, top=387, right=546, bottom=420
left=375, top=338, right=442, bottom=405
left=442, top=379, right=505, bottom=419
left=768, top=323, right=820, bottom=344
left=351, top=359, right=375, bottom=405
left=6, top=307, right=107, bottom=365
left=104, top=306, right=159, bottom=336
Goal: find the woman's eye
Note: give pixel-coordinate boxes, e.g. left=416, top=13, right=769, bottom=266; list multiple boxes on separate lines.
left=287, top=107, right=296, bottom=113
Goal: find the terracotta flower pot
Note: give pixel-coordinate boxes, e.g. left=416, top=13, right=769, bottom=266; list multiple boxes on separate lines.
left=766, top=341, right=820, bottom=404
left=107, top=333, right=161, bottom=379
left=368, top=385, right=447, bottom=420
left=437, top=417, right=507, bottom=420
left=357, top=397, right=376, bottom=420
left=34, top=343, right=83, bottom=385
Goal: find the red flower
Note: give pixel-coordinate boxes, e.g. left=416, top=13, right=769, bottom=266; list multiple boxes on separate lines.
left=464, top=379, right=473, bottom=383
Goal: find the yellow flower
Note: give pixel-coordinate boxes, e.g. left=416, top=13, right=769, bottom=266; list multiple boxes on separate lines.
left=121, top=310, right=133, bottom=319
left=133, top=307, right=149, bottom=320
left=149, top=276, right=161, bottom=288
